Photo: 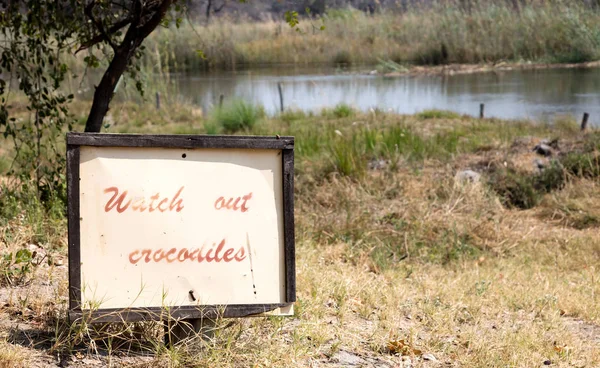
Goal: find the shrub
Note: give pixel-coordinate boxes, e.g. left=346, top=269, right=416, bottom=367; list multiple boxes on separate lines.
left=210, top=100, right=264, bottom=133
left=332, top=103, right=354, bottom=118
left=488, top=162, right=566, bottom=210
left=488, top=169, right=540, bottom=209
left=1, top=248, right=35, bottom=286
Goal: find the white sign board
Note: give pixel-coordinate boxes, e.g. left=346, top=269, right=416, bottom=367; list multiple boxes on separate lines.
left=67, top=134, right=295, bottom=322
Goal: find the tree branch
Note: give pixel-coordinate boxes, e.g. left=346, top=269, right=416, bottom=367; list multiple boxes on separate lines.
left=75, top=16, right=133, bottom=54
left=84, top=0, right=117, bottom=51
left=110, top=1, right=131, bottom=11
left=214, top=0, right=227, bottom=13
left=136, top=0, right=175, bottom=40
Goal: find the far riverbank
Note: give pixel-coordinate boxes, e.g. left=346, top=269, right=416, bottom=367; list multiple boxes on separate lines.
left=375, top=60, right=600, bottom=77
left=70, top=1, right=600, bottom=74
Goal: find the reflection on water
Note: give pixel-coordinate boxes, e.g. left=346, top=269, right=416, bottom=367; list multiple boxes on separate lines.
left=173, top=66, right=600, bottom=122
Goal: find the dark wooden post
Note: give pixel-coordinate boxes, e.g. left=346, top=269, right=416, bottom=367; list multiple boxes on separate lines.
left=581, top=112, right=590, bottom=131
left=165, top=318, right=216, bottom=346
left=278, top=83, right=284, bottom=113
left=156, top=92, right=161, bottom=110
left=219, top=94, right=224, bottom=108
left=479, top=103, right=484, bottom=119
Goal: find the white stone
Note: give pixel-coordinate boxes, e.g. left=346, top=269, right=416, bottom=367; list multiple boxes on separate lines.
left=455, top=170, right=481, bottom=183
left=422, top=353, right=437, bottom=361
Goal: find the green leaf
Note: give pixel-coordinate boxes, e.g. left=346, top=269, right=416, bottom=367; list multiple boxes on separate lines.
left=196, top=50, right=207, bottom=60
left=15, top=249, right=32, bottom=264
left=285, top=11, right=299, bottom=28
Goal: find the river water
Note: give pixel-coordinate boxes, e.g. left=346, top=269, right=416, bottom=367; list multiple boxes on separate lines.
left=173, top=66, right=600, bottom=123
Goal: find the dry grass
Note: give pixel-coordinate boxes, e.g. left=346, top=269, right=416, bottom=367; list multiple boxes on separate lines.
left=0, top=103, right=599, bottom=367
left=91, top=0, right=600, bottom=73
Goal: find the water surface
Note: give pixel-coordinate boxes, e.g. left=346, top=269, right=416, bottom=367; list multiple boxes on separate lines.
left=172, top=66, right=600, bottom=123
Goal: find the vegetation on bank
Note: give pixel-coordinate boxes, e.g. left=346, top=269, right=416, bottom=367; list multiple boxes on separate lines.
left=99, top=0, right=600, bottom=72
left=0, top=99, right=599, bottom=366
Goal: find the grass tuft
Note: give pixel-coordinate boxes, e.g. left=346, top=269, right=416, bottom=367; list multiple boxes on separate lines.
left=332, top=103, right=354, bottom=118
left=561, top=152, right=600, bottom=178
left=209, top=100, right=264, bottom=133
left=416, top=109, right=461, bottom=120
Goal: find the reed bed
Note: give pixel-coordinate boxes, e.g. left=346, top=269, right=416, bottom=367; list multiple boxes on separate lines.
left=111, top=0, right=600, bottom=72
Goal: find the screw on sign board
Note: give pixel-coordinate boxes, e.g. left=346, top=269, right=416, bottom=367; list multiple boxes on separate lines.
left=66, top=133, right=295, bottom=323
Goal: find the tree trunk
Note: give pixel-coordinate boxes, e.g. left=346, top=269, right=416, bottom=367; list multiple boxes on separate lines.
left=83, top=0, right=175, bottom=133
left=206, top=0, right=212, bottom=22
left=510, top=0, right=521, bottom=13
left=84, top=48, right=132, bottom=133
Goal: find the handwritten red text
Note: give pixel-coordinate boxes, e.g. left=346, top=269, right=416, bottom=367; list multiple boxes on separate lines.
left=104, top=186, right=185, bottom=213
left=128, top=239, right=246, bottom=264
left=214, top=192, right=253, bottom=212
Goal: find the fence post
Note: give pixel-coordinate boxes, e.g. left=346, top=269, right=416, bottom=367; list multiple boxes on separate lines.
left=278, top=83, right=284, bottom=113
left=156, top=92, right=161, bottom=110
left=479, top=103, right=484, bottom=119
left=219, top=94, right=224, bottom=108
left=165, top=318, right=216, bottom=346
left=581, top=112, right=590, bottom=131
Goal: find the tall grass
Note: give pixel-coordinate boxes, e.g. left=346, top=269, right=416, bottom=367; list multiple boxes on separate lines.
left=208, top=99, right=265, bottom=133
left=316, top=122, right=466, bottom=179
left=113, top=0, right=600, bottom=72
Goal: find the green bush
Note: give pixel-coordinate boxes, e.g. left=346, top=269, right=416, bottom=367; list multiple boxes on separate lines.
left=210, top=100, right=264, bottom=133
left=332, top=103, right=354, bottom=118
left=488, top=162, right=567, bottom=210
left=488, top=169, right=540, bottom=209
left=1, top=248, right=34, bottom=286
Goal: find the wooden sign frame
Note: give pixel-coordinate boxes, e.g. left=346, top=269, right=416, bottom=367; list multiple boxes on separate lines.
left=66, top=133, right=295, bottom=323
